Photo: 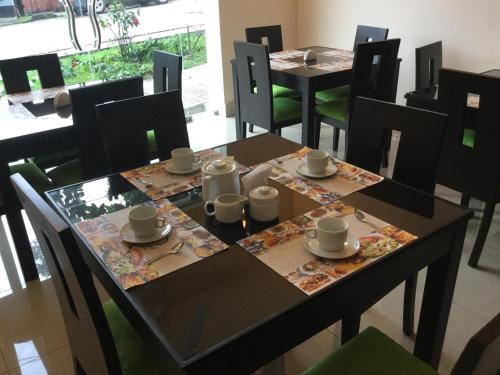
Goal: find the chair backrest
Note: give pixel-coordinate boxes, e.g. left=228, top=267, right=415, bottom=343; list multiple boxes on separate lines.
left=347, top=97, right=447, bottom=194
left=69, top=76, right=144, bottom=180
left=437, top=69, right=500, bottom=201
left=153, top=50, right=182, bottom=93
left=347, top=39, right=401, bottom=118
left=353, top=25, right=389, bottom=49
left=452, top=312, right=500, bottom=375
left=10, top=173, right=121, bottom=375
left=96, top=90, right=190, bottom=173
left=233, top=41, right=273, bottom=131
left=415, top=41, right=442, bottom=92
left=245, top=25, right=283, bottom=53
left=0, top=53, right=64, bottom=94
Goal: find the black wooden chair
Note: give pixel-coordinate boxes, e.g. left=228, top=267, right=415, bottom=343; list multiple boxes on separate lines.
left=437, top=68, right=500, bottom=267
left=314, top=39, right=401, bottom=153
left=153, top=50, right=182, bottom=93
left=46, top=77, right=144, bottom=185
left=0, top=53, right=64, bottom=94
left=233, top=41, right=302, bottom=139
left=347, top=96, right=447, bottom=194
left=302, top=312, right=500, bottom=375
left=316, top=25, right=389, bottom=104
left=404, top=41, right=442, bottom=112
left=96, top=90, right=190, bottom=173
left=10, top=173, right=165, bottom=375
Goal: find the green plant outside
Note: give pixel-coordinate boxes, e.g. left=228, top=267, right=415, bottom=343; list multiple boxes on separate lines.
left=0, top=31, right=206, bottom=96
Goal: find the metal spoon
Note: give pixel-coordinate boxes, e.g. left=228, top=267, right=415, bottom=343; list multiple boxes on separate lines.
left=136, top=177, right=153, bottom=188
left=354, top=209, right=382, bottom=232
left=142, top=241, right=184, bottom=266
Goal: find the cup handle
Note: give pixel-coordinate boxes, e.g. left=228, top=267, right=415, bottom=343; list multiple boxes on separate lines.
left=305, top=228, right=317, bottom=239
left=204, top=201, right=215, bottom=216
left=156, top=217, right=166, bottom=228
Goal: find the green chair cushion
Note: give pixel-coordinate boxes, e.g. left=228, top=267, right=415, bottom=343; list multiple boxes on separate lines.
left=463, top=128, right=475, bottom=148
left=147, top=130, right=157, bottom=153
left=302, top=327, right=438, bottom=375
left=47, top=159, right=82, bottom=187
left=315, top=85, right=350, bottom=103
left=273, top=97, right=302, bottom=124
left=103, top=300, right=165, bottom=375
left=315, top=98, right=348, bottom=122
left=31, top=147, right=79, bottom=169
left=273, top=85, right=301, bottom=99
left=1, top=163, right=55, bottom=208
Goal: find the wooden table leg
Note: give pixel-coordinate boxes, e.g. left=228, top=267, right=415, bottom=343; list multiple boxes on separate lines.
left=0, top=162, right=39, bottom=282
left=301, top=81, right=316, bottom=147
left=413, top=220, right=467, bottom=368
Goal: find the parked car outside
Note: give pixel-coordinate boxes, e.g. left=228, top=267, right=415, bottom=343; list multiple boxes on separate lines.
left=71, top=0, right=168, bottom=15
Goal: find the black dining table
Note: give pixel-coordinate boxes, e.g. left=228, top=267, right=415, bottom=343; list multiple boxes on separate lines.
left=0, top=86, right=76, bottom=282
left=46, top=133, right=471, bottom=373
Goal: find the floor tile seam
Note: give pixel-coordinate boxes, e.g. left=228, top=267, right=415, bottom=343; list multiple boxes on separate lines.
left=5, top=344, right=70, bottom=371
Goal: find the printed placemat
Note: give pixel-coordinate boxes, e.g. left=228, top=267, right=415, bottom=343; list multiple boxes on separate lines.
left=75, top=198, right=229, bottom=289
left=264, top=147, right=383, bottom=205
left=237, top=201, right=417, bottom=295
left=121, top=149, right=251, bottom=201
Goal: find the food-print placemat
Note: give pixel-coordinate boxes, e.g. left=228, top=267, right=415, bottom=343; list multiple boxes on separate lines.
left=270, top=59, right=303, bottom=71
left=269, top=48, right=354, bottom=72
left=270, top=49, right=306, bottom=59
left=75, top=198, right=229, bottom=289
left=237, top=200, right=417, bottom=295
left=121, top=149, right=251, bottom=201
left=263, top=147, right=383, bottom=205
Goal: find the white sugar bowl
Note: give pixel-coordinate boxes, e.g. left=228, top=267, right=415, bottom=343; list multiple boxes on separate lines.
left=249, top=186, right=279, bottom=222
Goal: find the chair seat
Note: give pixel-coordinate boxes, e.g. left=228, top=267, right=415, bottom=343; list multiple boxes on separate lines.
left=463, top=128, right=475, bottom=148
left=31, top=147, right=79, bottom=170
left=147, top=129, right=157, bottom=153
left=47, top=159, right=82, bottom=187
left=301, top=327, right=438, bottom=375
left=1, top=163, right=55, bottom=208
left=103, top=300, right=165, bottom=375
left=274, top=97, right=302, bottom=123
left=315, top=97, right=348, bottom=122
left=315, top=85, right=350, bottom=102
left=273, top=84, right=301, bottom=99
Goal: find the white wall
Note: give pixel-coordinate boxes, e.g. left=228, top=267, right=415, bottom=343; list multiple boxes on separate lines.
left=297, top=0, right=500, bottom=102
left=206, top=0, right=298, bottom=116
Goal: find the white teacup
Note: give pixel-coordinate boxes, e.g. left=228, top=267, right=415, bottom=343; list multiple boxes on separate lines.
left=306, top=150, right=329, bottom=174
left=171, top=147, right=199, bottom=171
left=305, top=217, right=348, bottom=251
left=204, top=194, right=249, bottom=223
left=128, top=206, right=165, bottom=237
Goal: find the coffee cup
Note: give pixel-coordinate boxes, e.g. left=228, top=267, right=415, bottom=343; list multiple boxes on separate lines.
left=306, top=150, right=329, bottom=174
left=128, top=206, right=165, bottom=237
left=171, top=147, right=199, bottom=171
left=305, top=217, right=348, bottom=251
left=204, top=194, right=248, bottom=223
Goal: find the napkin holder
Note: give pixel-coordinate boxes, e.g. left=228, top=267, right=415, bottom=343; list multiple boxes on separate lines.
left=241, top=163, right=272, bottom=196
left=304, top=49, right=317, bottom=62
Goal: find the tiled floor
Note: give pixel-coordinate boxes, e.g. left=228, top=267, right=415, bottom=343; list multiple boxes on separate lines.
left=0, top=114, right=499, bottom=374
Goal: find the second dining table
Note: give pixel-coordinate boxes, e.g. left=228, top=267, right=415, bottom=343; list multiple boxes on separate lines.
left=46, top=133, right=471, bottom=374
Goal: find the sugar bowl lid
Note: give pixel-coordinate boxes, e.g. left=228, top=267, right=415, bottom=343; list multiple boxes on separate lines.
left=249, top=186, right=279, bottom=204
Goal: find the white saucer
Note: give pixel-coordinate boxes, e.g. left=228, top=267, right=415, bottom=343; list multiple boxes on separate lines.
left=164, top=160, right=202, bottom=175
left=297, top=162, right=337, bottom=179
left=303, top=235, right=360, bottom=259
left=120, top=223, right=172, bottom=244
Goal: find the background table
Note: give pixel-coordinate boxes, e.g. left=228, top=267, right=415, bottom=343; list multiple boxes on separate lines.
left=47, top=134, right=472, bottom=373
left=0, top=87, right=75, bottom=281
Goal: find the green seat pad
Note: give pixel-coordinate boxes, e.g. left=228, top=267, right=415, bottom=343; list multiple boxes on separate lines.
left=315, top=97, right=348, bottom=122
left=273, top=84, right=301, bottom=99
left=315, top=85, right=350, bottom=102
left=1, top=163, right=55, bottom=208
left=302, top=327, right=438, bottom=375
left=103, top=300, right=165, bottom=375
left=273, top=97, right=302, bottom=123
left=31, top=147, right=78, bottom=169
left=463, top=128, right=475, bottom=148
left=147, top=130, right=157, bottom=153
left=47, top=159, right=82, bottom=188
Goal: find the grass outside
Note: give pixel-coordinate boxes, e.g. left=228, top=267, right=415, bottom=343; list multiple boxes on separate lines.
left=0, top=30, right=206, bottom=96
